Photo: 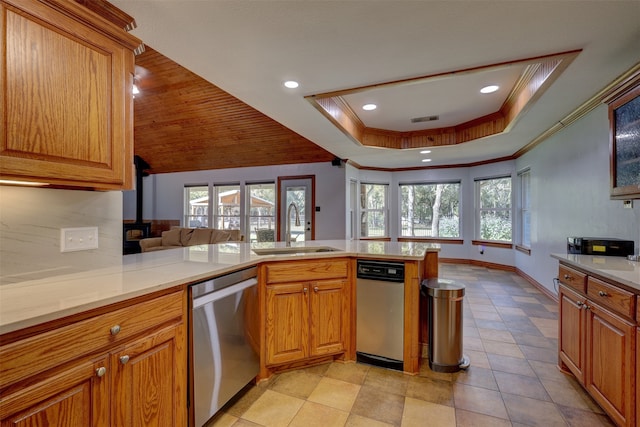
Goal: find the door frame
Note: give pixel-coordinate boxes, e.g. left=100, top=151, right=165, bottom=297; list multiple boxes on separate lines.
left=277, top=175, right=316, bottom=242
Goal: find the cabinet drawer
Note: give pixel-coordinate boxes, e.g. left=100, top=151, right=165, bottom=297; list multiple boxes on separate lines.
left=558, top=265, right=587, bottom=293
left=0, top=290, right=183, bottom=389
left=587, top=277, right=635, bottom=319
left=264, top=259, right=349, bottom=284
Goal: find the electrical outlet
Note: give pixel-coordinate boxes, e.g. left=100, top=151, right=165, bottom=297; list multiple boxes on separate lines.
left=60, top=227, right=99, bottom=252
left=623, top=200, right=633, bottom=209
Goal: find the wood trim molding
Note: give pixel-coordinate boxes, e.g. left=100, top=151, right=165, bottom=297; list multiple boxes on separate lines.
left=398, top=237, right=464, bottom=245
left=359, top=237, right=392, bottom=242
left=471, top=240, right=513, bottom=249
left=515, top=245, right=532, bottom=255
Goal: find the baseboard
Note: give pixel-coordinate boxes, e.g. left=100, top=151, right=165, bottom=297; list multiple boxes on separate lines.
left=440, top=258, right=558, bottom=302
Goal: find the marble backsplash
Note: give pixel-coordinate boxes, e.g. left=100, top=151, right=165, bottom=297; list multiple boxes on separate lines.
left=0, top=186, right=123, bottom=284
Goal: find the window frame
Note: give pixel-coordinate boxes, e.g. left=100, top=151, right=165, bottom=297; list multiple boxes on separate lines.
left=246, top=181, right=276, bottom=242
left=359, top=182, right=389, bottom=239
left=398, top=180, right=462, bottom=240
left=517, top=168, right=531, bottom=253
left=213, top=183, right=241, bottom=230
left=474, top=175, right=513, bottom=245
left=183, top=184, right=210, bottom=228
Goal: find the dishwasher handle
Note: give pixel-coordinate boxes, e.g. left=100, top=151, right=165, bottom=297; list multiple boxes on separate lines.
left=192, top=277, right=257, bottom=309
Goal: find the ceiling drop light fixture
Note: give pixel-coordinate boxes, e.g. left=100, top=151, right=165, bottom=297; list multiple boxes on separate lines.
left=284, top=80, right=299, bottom=89
left=480, top=85, right=499, bottom=94
left=420, top=150, right=431, bottom=154
left=362, top=103, right=377, bottom=111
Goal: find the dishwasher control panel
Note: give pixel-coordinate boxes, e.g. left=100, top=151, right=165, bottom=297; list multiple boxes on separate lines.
left=357, top=260, right=405, bottom=282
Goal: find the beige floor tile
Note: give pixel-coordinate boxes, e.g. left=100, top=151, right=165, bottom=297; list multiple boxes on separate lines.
left=462, top=349, right=490, bottom=369
left=466, top=297, right=493, bottom=305
left=545, top=304, right=559, bottom=313
left=288, top=401, right=348, bottom=427
left=325, top=361, right=370, bottom=385
left=539, top=376, right=604, bottom=414
left=502, top=393, right=567, bottom=426
left=205, top=412, right=238, bottom=427
left=482, top=340, right=525, bottom=358
left=530, top=317, right=558, bottom=338
left=344, top=413, right=394, bottom=427
left=402, top=397, right=456, bottom=427
left=493, top=371, right=551, bottom=401
left=268, top=369, right=322, bottom=399
left=472, top=310, right=503, bottom=321
left=453, top=383, right=509, bottom=420
left=223, top=384, right=268, bottom=418
left=406, top=375, right=454, bottom=406
left=495, top=306, right=527, bottom=317
left=307, top=377, right=361, bottom=412
left=557, top=405, right=616, bottom=427
left=464, top=336, right=486, bottom=352
left=512, top=296, right=541, bottom=304
left=241, top=390, right=305, bottom=427
left=350, top=385, right=405, bottom=426
left=487, top=353, right=537, bottom=377
left=478, top=328, right=515, bottom=344
left=453, top=366, right=498, bottom=391
left=364, top=366, right=410, bottom=396
left=454, top=409, right=512, bottom=427
left=419, top=362, right=454, bottom=382
left=469, top=304, right=498, bottom=314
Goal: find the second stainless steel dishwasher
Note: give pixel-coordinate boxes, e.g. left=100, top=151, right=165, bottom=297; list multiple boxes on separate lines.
left=356, top=259, right=405, bottom=371
left=190, top=266, right=259, bottom=427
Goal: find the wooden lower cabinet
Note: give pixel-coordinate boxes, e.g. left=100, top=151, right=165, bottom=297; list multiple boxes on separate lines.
left=557, top=266, right=637, bottom=427
left=262, top=259, right=351, bottom=375
left=558, top=285, right=587, bottom=383
left=585, top=302, right=635, bottom=427
left=265, top=279, right=347, bottom=366
left=0, top=290, right=187, bottom=427
left=637, top=327, right=639, bottom=427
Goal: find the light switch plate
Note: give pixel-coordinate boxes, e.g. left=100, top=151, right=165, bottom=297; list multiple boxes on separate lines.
left=60, top=227, right=99, bottom=252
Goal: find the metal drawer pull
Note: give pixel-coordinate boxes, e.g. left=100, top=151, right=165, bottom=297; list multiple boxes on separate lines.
left=576, top=301, right=583, bottom=307
left=598, top=290, right=608, bottom=297
left=119, top=355, right=130, bottom=365
left=96, top=367, right=107, bottom=377
left=583, top=305, right=591, bottom=310
left=110, top=325, right=121, bottom=336
left=314, top=286, right=319, bottom=293
left=563, top=274, right=570, bottom=280
left=303, top=287, right=308, bottom=293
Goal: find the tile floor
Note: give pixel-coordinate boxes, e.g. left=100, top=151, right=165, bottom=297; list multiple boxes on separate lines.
left=207, top=264, right=614, bottom=427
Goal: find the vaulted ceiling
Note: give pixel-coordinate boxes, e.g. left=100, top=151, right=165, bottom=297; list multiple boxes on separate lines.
left=112, top=0, right=640, bottom=173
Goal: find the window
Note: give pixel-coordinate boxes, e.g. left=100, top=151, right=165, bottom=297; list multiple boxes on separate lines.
left=184, top=185, right=209, bottom=228
left=518, top=169, right=531, bottom=248
left=360, top=183, right=388, bottom=237
left=475, top=176, right=512, bottom=242
left=214, top=184, right=241, bottom=229
left=400, top=182, right=461, bottom=238
left=247, top=182, right=276, bottom=242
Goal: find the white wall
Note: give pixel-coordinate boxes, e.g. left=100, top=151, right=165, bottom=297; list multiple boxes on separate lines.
left=124, top=162, right=347, bottom=240
left=516, top=104, right=640, bottom=294
left=0, top=186, right=123, bottom=284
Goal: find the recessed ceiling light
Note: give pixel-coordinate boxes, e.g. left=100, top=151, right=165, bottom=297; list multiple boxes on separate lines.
left=362, top=104, right=377, bottom=111
left=284, top=80, right=299, bottom=89
left=480, top=85, right=499, bottom=94
left=421, top=158, right=432, bottom=163
left=420, top=150, right=431, bottom=154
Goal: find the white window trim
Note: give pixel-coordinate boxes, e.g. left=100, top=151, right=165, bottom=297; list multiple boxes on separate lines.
left=360, top=182, right=389, bottom=238
left=517, top=168, right=531, bottom=249
left=398, top=181, right=462, bottom=239
left=474, top=175, right=513, bottom=243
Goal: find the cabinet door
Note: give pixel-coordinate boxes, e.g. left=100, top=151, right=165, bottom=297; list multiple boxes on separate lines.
left=1, top=0, right=135, bottom=189
left=586, top=302, right=635, bottom=427
left=309, top=279, right=347, bottom=357
left=558, top=285, right=586, bottom=383
left=266, top=282, right=309, bottom=365
left=111, top=324, right=186, bottom=427
left=0, top=355, right=109, bottom=426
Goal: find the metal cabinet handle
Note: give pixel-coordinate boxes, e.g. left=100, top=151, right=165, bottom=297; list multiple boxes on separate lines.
left=314, top=286, right=319, bottom=293
left=583, top=305, right=591, bottom=310
left=303, top=287, right=308, bottom=293
left=598, top=290, right=608, bottom=297
left=119, top=355, right=130, bottom=365
left=110, top=325, right=121, bottom=336
left=96, top=367, right=107, bottom=377
left=564, top=274, right=571, bottom=280
left=576, top=301, right=583, bottom=307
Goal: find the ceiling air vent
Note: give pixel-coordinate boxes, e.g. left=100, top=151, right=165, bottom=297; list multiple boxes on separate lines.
left=411, top=115, right=439, bottom=123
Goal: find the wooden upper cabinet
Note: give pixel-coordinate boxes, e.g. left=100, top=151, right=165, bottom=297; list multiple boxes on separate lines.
left=0, top=0, right=141, bottom=190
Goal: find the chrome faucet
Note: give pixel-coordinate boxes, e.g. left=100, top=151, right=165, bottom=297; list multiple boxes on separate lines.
left=285, top=202, right=301, bottom=247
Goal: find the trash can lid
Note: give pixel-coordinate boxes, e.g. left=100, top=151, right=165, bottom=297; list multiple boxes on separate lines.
left=422, top=278, right=465, bottom=297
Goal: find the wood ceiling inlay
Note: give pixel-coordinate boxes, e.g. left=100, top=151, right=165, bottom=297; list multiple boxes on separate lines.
left=306, top=51, right=580, bottom=150
left=133, top=47, right=335, bottom=174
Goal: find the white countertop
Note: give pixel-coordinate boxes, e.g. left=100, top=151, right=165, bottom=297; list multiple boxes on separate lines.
left=0, top=240, right=439, bottom=335
left=551, top=253, right=640, bottom=292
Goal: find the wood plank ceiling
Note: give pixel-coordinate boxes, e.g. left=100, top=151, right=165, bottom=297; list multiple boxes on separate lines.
left=133, top=47, right=336, bottom=174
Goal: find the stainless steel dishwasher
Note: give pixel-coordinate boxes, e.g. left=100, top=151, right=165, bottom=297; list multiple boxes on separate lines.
left=190, top=266, right=259, bottom=426
left=356, top=259, right=405, bottom=371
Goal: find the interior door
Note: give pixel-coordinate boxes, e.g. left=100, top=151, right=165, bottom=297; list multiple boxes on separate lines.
left=278, top=176, right=314, bottom=242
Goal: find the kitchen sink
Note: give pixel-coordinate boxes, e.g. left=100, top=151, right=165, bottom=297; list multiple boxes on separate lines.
left=252, top=246, right=342, bottom=256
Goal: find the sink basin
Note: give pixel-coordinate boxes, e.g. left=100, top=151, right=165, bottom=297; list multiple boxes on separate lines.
left=252, top=246, right=341, bottom=256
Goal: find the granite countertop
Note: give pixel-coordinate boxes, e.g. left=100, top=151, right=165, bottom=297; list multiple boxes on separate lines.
left=0, top=240, right=439, bottom=335
left=551, top=253, right=640, bottom=292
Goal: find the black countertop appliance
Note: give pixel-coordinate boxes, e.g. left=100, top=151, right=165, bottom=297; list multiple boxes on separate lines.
left=567, top=237, right=634, bottom=257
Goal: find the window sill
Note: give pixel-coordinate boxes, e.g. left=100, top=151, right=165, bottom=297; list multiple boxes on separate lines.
left=515, top=245, right=531, bottom=255
left=471, top=240, right=513, bottom=249
left=398, top=237, right=464, bottom=245
left=360, top=237, right=392, bottom=242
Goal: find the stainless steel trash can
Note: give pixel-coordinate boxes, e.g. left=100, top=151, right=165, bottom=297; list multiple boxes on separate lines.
left=423, top=278, right=470, bottom=373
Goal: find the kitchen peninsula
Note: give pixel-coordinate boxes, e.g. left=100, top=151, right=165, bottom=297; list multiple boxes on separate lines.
left=0, top=240, right=439, bottom=426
